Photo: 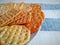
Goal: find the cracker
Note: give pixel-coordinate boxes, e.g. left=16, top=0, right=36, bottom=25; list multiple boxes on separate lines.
left=25, top=4, right=45, bottom=33
left=0, top=9, right=23, bottom=27
left=0, top=3, right=14, bottom=15
left=0, top=2, right=32, bottom=25
left=8, top=2, right=32, bottom=25
left=0, top=25, right=30, bottom=45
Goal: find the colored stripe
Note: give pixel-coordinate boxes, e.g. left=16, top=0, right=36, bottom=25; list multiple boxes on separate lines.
left=29, top=3, right=60, bottom=10
left=40, top=4, right=60, bottom=10
left=41, top=18, right=60, bottom=31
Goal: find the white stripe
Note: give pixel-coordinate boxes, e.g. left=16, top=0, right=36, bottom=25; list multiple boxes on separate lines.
left=43, top=10, right=60, bottom=18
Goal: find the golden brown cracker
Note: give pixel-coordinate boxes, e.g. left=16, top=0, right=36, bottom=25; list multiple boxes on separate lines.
left=0, top=25, right=30, bottom=45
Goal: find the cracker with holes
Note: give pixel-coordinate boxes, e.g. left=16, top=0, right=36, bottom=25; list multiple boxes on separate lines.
left=8, top=2, right=32, bottom=25
left=0, top=8, right=24, bottom=27
left=0, top=3, right=14, bottom=15
left=0, top=2, right=32, bottom=25
left=0, top=25, right=30, bottom=45
left=25, top=4, right=45, bottom=33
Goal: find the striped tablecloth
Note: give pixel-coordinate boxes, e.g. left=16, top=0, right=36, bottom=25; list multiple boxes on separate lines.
left=40, top=4, right=60, bottom=31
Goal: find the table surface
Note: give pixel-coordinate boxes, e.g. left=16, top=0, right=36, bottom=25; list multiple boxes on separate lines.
left=0, top=0, right=60, bottom=45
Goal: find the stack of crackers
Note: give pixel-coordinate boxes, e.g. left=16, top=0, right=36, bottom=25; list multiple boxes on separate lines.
left=0, top=2, right=45, bottom=45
